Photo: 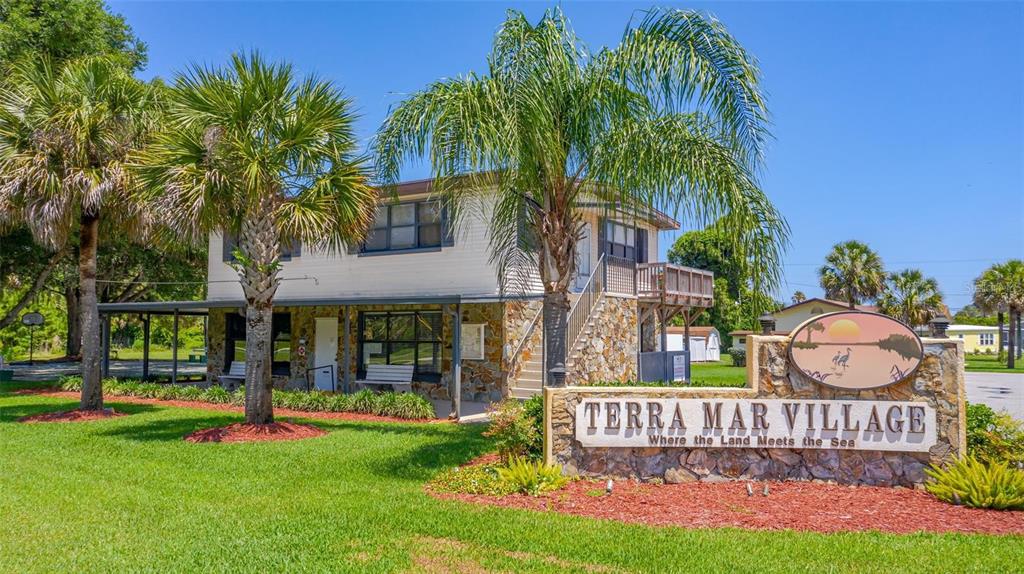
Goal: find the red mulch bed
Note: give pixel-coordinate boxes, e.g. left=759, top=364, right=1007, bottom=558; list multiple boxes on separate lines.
left=19, top=408, right=124, bottom=423
left=435, top=479, right=1024, bottom=536
left=184, top=421, right=326, bottom=443
left=30, top=390, right=443, bottom=424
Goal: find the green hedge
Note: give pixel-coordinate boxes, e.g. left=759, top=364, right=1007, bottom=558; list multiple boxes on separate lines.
left=56, top=375, right=435, bottom=420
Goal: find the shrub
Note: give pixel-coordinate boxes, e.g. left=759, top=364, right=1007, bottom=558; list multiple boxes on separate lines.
left=350, top=389, right=377, bottom=414
left=58, top=375, right=83, bottom=392
left=967, top=403, right=1024, bottom=466
left=230, top=388, right=246, bottom=407
left=135, top=383, right=163, bottom=399
left=926, top=456, right=1024, bottom=510
left=301, top=391, right=331, bottom=412
left=387, top=393, right=435, bottom=420
left=727, top=347, right=746, bottom=367
left=178, top=386, right=204, bottom=401
left=327, top=393, right=353, bottom=413
left=429, top=464, right=515, bottom=496
left=273, top=390, right=303, bottom=410
left=484, top=400, right=540, bottom=463
left=372, top=391, right=399, bottom=416
left=496, top=457, right=568, bottom=496
left=156, top=385, right=182, bottom=400
left=202, top=386, right=232, bottom=404
left=522, top=395, right=544, bottom=458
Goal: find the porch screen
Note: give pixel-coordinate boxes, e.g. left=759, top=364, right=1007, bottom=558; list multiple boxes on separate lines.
left=358, top=311, right=442, bottom=379
left=225, top=313, right=291, bottom=376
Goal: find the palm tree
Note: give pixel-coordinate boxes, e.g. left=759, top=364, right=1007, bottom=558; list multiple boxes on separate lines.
left=791, top=291, right=807, bottom=304
left=974, top=260, right=1024, bottom=368
left=374, top=8, right=788, bottom=384
left=138, top=53, right=376, bottom=424
left=818, top=241, right=885, bottom=309
left=877, top=268, right=944, bottom=327
left=0, top=57, right=156, bottom=411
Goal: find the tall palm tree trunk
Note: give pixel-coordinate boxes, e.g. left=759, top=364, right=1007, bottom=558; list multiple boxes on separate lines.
left=238, top=200, right=281, bottom=424
left=1009, top=309, right=1017, bottom=370
left=539, top=202, right=576, bottom=387
left=543, top=288, right=571, bottom=386
left=243, top=298, right=275, bottom=423
left=65, top=284, right=83, bottom=358
left=997, top=311, right=1005, bottom=361
left=78, top=214, right=103, bottom=410
left=1007, top=311, right=1015, bottom=368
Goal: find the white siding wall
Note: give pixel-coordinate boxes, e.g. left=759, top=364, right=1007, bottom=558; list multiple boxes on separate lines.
left=207, top=198, right=501, bottom=301
left=207, top=200, right=667, bottom=302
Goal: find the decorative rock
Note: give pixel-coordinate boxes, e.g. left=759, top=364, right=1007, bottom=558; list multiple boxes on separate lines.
left=665, top=466, right=699, bottom=484
left=549, top=337, right=964, bottom=488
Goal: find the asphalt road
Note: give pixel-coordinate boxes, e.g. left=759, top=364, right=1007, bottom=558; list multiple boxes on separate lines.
left=966, top=371, right=1024, bottom=420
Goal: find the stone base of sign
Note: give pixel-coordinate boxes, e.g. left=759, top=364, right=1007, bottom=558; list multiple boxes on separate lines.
left=545, top=336, right=965, bottom=487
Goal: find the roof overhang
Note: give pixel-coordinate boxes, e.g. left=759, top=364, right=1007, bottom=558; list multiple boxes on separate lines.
left=98, top=295, right=466, bottom=315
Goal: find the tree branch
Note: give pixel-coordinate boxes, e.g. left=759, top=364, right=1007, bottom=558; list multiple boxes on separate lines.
left=0, top=248, right=65, bottom=329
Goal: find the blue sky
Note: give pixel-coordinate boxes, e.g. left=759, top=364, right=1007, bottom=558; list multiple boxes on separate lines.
left=112, top=1, right=1023, bottom=311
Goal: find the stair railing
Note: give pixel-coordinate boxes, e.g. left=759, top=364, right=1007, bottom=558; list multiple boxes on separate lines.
left=509, top=304, right=544, bottom=387
left=566, top=253, right=606, bottom=354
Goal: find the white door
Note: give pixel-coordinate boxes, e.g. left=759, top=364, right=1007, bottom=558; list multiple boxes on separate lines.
left=314, top=317, right=339, bottom=391
left=574, top=222, right=592, bottom=290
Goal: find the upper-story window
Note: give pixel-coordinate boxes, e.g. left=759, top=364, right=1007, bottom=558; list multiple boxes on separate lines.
left=604, top=220, right=647, bottom=263
left=222, top=233, right=301, bottom=262
left=362, top=200, right=444, bottom=253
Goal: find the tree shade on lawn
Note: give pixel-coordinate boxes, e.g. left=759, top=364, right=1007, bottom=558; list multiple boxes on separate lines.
left=374, top=8, right=788, bottom=385
left=137, top=52, right=377, bottom=424
left=0, top=383, right=1019, bottom=572
left=0, top=57, right=158, bottom=411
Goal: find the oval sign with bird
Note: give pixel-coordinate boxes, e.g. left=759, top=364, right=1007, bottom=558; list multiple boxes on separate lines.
left=788, top=311, right=924, bottom=390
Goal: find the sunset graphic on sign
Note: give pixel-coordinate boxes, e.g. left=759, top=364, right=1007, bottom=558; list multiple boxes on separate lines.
left=789, top=312, right=923, bottom=390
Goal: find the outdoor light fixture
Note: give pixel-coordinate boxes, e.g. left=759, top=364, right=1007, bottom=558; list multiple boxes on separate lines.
left=929, top=315, right=951, bottom=338
left=606, top=479, right=614, bottom=495
left=758, top=313, right=776, bottom=335
left=746, top=482, right=754, bottom=497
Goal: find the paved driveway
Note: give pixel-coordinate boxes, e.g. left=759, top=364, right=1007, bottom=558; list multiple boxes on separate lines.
left=5, top=360, right=205, bottom=382
left=966, top=371, right=1024, bottom=420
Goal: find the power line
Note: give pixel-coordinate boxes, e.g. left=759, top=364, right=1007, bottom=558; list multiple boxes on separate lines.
left=784, top=258, right=1002, bottom=267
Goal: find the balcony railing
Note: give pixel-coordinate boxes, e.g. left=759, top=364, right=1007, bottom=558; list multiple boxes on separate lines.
left=636, top=262, right=714, bottom=304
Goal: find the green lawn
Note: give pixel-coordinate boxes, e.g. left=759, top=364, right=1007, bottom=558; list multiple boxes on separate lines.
left=689, top=354, right=748, bottom=387
left=964, top=353, right=1024, bottom=374
left=0, top=381, right=1019, bottom=572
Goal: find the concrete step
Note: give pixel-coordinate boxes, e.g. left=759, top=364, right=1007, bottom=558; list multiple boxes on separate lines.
left=515, top=381, right=542, bottom=391
left=510, top=387, right=541, bottom=399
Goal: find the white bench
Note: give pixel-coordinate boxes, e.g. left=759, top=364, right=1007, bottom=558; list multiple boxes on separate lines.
left=356, top=364, right=414, bottom=393
left=219, top=361, right=246, bottom=391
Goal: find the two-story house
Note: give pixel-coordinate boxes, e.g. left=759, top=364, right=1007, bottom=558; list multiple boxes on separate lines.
left=99, top=178, right=713, bottom=415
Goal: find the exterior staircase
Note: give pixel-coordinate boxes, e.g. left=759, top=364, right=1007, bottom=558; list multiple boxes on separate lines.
left=566, top=296, right=605, bottom=369
left=509, top=333, right=545, bottom=399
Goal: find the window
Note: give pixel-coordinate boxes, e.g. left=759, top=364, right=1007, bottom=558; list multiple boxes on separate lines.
left=225, top=313, right=292, bottom=376
left=359, top=311, right=442, bottom=379
left=980, top=333, right=994, bottom=346
left=362, top=200, right=444, bottom=253
left=222, top=234, right=301, bottom=262
left=605, top=221, right=635, bottom=260
left=603, top=221, right=647, bottom=262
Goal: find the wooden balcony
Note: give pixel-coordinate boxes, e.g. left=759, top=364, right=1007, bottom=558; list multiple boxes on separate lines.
left=602, top=256, right=714, bottom=309
left=636, top=262, right=714, bottom=308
